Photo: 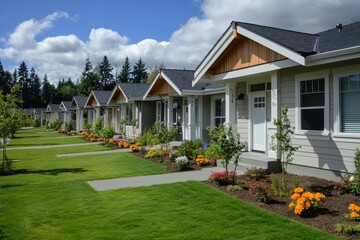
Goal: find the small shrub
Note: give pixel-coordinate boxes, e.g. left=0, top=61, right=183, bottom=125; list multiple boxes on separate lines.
left=335, top=223, right=360, bottom=234
left=92, top=118, right=104, bottom=134
left=118, top=140, right=130, bottom=148
left=178, top=140, right=203, bottom=160
left=144, top=146, right=166, bottom=158
left=347, top=203, right=360, bottom=221
left=226, top=185, right=242, bottom=192
left=168, top=149, right=179, bottom=161
left=83, top=119, right=91, bottom=131
left=209, top=171, right=235, bottom=186
left=101, top=127, right=115, bottom=139
left=204, top=143, right=222, bottom=160
left=270, top=174, right=291, bottom=197
left=137, top=129, right=154, bottom=146
left=244, top=167, right=266, bottom=180
left=288, top=187, right=326, bottom=216
left=245, top=179, right=275, bottom=203
left=130, top=144, right=139, bottom=152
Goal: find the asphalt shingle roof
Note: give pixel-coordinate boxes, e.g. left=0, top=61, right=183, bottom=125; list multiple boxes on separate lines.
left=73, top=96, right=88, bottom=108
left=47, top=104, right=61, bottom=113
left=120, top=83, right=150, bottom=99
left=61, top=101, right=73, bottom=110
left=161, top=69, right=223, bottom=91
left=92, top=90, right=112, bottom=105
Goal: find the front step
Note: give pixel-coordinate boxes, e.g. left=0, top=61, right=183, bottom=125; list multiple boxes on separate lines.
left=216, top=152, right=281, bottom=175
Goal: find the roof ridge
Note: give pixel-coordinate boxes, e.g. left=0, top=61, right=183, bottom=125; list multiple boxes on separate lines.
left=161, top=68, right=194, bottom=72
left=235, top=21, right=319, bottom=37
left=317, top=21, right=360, bottom=34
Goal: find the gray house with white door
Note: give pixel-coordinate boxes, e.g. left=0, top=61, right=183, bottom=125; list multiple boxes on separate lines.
left=194, top=21, right=360, bottom=181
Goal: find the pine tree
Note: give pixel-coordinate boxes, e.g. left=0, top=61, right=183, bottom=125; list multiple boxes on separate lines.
left=98, top=55, right=115, bottom=90
left=119, top=56, right=132, bottom=83
left=0, top=62, right=10, bottom=94
left=29, top=68, right=41, bottom=107
left=132, top=58, right=148, bottom=83
left=41, top=74, right=54, bottom=106
left=17, top=61, right=30, bottom=108
left=78, top=57, right=100, bottom=95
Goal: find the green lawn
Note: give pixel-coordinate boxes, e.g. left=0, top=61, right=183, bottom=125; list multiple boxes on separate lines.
left=0, top=128, right=339, bottom=239
left=7, top=128, right=87, bottom=147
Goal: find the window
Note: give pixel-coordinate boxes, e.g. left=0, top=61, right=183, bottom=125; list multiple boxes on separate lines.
left=126, top=104, right=133, bottom=121
left=214, top=98, right=225, bottom=126
left=339, top=74, right=360, bottom=133
left=156, top=101, right=163, bottom=122
left=250, top=82, right=271, bottom=92
left=299, top=78, right=325, bottom=131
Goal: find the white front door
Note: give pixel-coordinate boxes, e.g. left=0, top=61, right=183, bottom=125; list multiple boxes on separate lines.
left=252, top=93, right=266, bottom=152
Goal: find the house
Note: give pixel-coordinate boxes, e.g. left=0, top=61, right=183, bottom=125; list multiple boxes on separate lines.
left=33, top=108, right=46, bottom=126
left=59, top=101, right=75, bottom=124
left=71, top=96, right=88, bottom=131
left=45, top=104, right=60, bottom=123
left=194, top=21, right=360, bottom=181
left=107, top=83, right=154, bottom=138
left=143, top=68, right=225, bottom=141
left=84, top=90, right=112, bottom=127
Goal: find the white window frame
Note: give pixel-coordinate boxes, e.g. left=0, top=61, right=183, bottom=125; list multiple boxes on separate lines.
left=211, top=94, right=226, bottom=127
left=333, top=64, right=360, bottom=140
left=126, top=103, right=133, bottom=121
left=295, top=69, right=330, bottom=140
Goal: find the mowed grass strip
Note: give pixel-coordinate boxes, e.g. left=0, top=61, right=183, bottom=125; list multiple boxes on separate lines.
left=0, top=128, right=339, bottom=239
left=7, top=128, right=87, bottom=148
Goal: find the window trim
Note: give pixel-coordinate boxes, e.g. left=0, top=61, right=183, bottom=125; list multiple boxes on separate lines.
left=333, top=65, right=360, bottom=139
left=211, top=94, right=226, bottom=127
left=295, top=70, right=330, bottom=139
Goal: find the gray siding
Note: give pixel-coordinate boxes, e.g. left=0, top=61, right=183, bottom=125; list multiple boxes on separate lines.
left=202, top=95, right=211, bottom=142
left=236, top=82, right=249, bottom=142
left=141, top=101, right=156, bottom=130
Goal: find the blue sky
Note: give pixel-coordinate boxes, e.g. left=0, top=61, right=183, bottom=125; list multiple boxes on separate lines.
left=1, top=0, right=360, bottom=83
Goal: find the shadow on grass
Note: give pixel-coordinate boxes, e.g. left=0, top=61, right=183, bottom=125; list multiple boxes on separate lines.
left=6, top=168, right=88, bottom=176
left=0, top=183, right=24, bottom=189
left=0, top=226, right=5, bottom=239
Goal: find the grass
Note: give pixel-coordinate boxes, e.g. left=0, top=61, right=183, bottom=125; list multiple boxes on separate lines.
left=0, top=128, right=339, bottom=239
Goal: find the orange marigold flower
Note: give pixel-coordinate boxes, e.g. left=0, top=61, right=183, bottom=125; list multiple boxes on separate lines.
left=350, top=212, right=359, bottom=219
left=305, top=201, right=311, bottom=209
left=294, top=205, right=303, bottom=215
left=294, top=187, right=304, bottom=194
left=288, top=203, right=295, bottom=208
left=349, top=203, right=357, bottom=211
left=291, top=193, right=300, bottom=201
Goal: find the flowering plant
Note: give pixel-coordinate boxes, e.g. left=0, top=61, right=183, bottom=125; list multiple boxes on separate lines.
left=195, top=155, right=210, bottom=166
left=289, top=187, right=326, bottom=216
left=244, top=167, right=266, bottom=181
left=130, top=144, right=139, bottom=152
left=347, top=203, right=360, bottom=221
left=209, top=171, right=235, bottom=186
left=245, top=179, right=274, bottom=203
left=168, top=149, right=179, bottom=161
left=174, top=156, right=188, bottom=171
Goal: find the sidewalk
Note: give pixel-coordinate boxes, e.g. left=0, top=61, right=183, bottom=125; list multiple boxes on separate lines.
left=88, top=167, right=225, bottom=191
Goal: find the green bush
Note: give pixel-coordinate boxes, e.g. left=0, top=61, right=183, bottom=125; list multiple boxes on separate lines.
left=178, top=140, right=203, bottom=160
left=137, top=129, right=154, bottom=146
left=204, top=143, right=222, bottom=160
left=101, top=127, right=115, bottom=139
left=52, top=118, right=61, bottom=130
left=244, top=167, right=266, bottom=181
left=92, top=118, right=104, bottom=134
left=144, top=146, right=166, bottom=158
left=83, top=119, right=92, bottom=131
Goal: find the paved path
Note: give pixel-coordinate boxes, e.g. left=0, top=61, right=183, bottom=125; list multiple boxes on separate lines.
left=88, top=167, right=225, bottom=191
left=57, top=148, right=131, bottom=157
left=7, top=142, right=101, bottom=150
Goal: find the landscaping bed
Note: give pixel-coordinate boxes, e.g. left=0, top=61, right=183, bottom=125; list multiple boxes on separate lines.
left=206, top=173, right=359, bottom=240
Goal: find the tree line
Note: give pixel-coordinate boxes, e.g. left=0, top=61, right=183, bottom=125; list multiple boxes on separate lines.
left=0, top=56, right=152, bottom=108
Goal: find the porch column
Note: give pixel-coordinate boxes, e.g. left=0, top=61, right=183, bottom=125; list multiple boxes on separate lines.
left=79, top=109, right=84, bottom=131
left=268, top=71, right=280, bottom=158
left=104, top=108, right=109, bottom=128
left=225, top=82, right=237, bottom=131
left=95, top=107, right=100, bottom=120
left=167, top=97, right=173, bottom=130
left=188, top=96, right=196, bottom=140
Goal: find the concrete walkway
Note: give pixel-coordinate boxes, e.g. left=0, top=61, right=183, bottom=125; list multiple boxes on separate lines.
left=57, top=148, right=131, bottom=157
left=88, top=167, right=225, bottom=191
left=7, top=142, right=101, bottom=150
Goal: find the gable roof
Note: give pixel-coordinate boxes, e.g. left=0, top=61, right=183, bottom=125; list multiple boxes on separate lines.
left=194, top=21, right=360, bottom=85
left=71, top=96, right=88, bottom=108
left=107, top=83, right=150, bottom=105
left=46, top=104, right=61, bottom=113
left=144, top=68, right=224, bottom=98
left=59, top=101, right=73, bottom=111
left=85, top=90, right=112, bottom=107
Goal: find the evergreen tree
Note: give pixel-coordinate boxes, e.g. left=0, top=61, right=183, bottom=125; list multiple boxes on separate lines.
left=0, top=62, right=10, bottom=94
left=29, top=68, right=41, bottom=107
left=98, top=55, right=115, bottom=90
left=41, top=74, right=54, bottom=106
left=12, top=69, right=17, bottom=87
left=17, top=61, right=30, bottom=108
left=78, top=57, right=100, bottom=95
left=118, top=56, right=132, bottom=83
left=132, top=58, right=148, bottom=83
left=3, top=71, right=13, bottom=95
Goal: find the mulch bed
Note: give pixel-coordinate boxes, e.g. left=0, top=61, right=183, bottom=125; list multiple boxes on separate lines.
left=130, top=151, right=359, bottom=239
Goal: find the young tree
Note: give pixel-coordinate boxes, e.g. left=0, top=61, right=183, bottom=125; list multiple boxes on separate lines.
left=132, top=58, right=148, bottom=83
left=98, top=55, right=115, bottom=90
left=151, top=121, right=179, bottom=150
left=118, top=56, right=132, bottom=83
left=208, top=123, right=245, bottom=183
left=0, top=84, right=23, bottom=174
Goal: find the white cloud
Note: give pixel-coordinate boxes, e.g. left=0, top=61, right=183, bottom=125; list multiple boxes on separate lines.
left=0, top=1, right=360, bottom=83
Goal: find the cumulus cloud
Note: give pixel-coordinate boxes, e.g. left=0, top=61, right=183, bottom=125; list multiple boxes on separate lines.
left=0, top=1, right=360, bottom=83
